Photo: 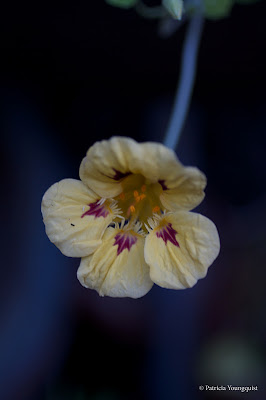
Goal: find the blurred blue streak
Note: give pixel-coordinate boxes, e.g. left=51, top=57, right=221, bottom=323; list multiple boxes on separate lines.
left=0, top=92, right=74, bottom=400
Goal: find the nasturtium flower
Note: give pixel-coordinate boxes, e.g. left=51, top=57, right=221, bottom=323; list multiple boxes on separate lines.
left=41, top=137, right=220, bottom=298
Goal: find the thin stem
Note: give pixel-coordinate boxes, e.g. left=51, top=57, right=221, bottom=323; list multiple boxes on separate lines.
left=163, top=14, right=204, bottom=150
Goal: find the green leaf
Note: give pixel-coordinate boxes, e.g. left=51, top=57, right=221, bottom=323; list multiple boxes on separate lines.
left=203, top=0, right=234, bottom=19
left=162, top=0, right=183, bottom=19
left=105, top=0, right=138, bottom=9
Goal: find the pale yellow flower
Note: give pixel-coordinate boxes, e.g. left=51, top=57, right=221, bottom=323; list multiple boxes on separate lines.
left=41, top=136, right=220, bottom=298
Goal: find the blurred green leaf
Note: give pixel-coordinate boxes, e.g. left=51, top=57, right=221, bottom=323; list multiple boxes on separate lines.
left=105, top=0, right=138, bottom=9
left=162, top=0, right=183, bottom=19
left=203, top=0, right=234, bottom=19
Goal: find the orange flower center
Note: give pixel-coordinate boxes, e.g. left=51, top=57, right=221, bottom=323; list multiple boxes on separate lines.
left=114, top=174, right=163, bottom=225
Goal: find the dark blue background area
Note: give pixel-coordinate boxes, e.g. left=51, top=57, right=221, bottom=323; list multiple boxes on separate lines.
left=0, top=1, right=266, bottom=399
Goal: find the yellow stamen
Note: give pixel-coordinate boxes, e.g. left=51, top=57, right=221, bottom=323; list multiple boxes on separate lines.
left=119, top=192, right=125, bottom=200
left=141, top=185, right=146, bottom=192
left=134, top=190, right=139, bottom=198
left=129, top=205, right=136, bottom=213
left=140, top=194, right=146, bottom=201
left=152, top=205, right=160, bottom=213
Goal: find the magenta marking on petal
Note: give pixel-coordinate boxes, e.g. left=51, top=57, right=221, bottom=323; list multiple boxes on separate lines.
left=114, top=232, right=137, bottom=255
left=100, top=169, right=131, bottom=181
left=112, top=169, right=131, bottom=181
left=156, top=223, right=179, bottom=247
left=158, top=179, right=168, bottom=190
left=81, top=201, right=109, bottom=219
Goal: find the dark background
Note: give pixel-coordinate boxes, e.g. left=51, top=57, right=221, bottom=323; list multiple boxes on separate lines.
left=0, top=1, right=266, bottom=399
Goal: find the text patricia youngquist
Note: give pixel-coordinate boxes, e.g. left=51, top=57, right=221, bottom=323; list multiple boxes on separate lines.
left=198, top=385, right=258, bottom=393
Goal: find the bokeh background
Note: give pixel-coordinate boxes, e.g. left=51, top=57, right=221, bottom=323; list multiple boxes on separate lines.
left=0, top=1, right=266, bottom=399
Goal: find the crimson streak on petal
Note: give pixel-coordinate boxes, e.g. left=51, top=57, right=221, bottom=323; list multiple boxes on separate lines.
left=81, top=201, right=109, bottom=219
left=158, top=179, right=168, bottom=190
left=114, top=232, right=137, bottom=255
left=156, top=223, right=179, bottom=247
left=100, top=168, right=131, bottom=181
left=112, top=169, right=131, bottom=181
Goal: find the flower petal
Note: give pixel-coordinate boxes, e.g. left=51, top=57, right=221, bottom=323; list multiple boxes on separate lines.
left=41, top=179, right=115, bottom=257
left=144, top=211, right=220, bottom=289
left=80, top=137, right=206, bottom=210
left=158, top=167, right=206, bottom=211
left=136, top=142, right=206, bottom=210
left=79, top=136, right=139, bottom=198
left=77, top=227, right=153, bottom=298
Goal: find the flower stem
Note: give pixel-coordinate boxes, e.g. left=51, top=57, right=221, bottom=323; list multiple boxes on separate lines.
left=163, top=14, right=204, bottom=150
